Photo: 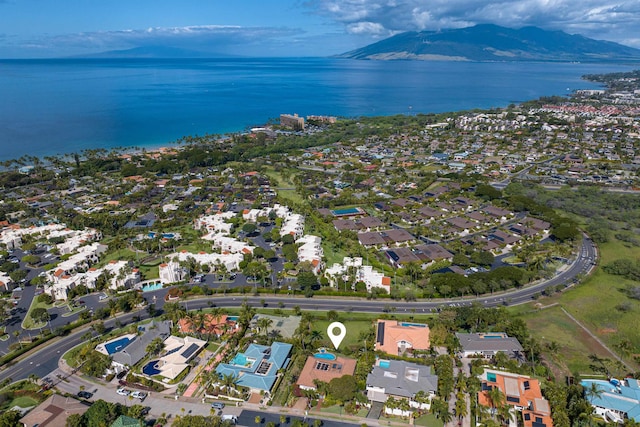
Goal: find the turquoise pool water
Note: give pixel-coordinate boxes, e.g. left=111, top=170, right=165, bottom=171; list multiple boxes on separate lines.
left=314, top=352, right=337, bottom=361
left=232, top=354, right=248, bottom=366
left=400, top=322, right=427, bottom=328
left=142, top=283, right=163, bottom=292
left=227, top=316, right=239, bottom=322
left=331, top=207, right=362, bottom=216
left=379, top=360, right=391, bottom=368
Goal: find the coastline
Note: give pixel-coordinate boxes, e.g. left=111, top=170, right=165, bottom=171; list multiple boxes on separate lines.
left=0, top=58, right=628, bottom=162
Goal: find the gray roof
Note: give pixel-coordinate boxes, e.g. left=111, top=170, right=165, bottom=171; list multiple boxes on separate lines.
left=456, top=332, right=524, bottom=357
left=367, top=360, right=438, bottom=401
left=112, top=320, right=171, bottom=367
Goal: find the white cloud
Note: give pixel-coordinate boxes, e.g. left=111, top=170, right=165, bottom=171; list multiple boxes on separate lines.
left=347, top=21, right=387, bottom=35
left=307, top=0, right=640, bottom=46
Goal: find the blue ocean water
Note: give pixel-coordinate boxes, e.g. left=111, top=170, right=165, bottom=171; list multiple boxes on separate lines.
left=0, top=57, right=628, bottom=161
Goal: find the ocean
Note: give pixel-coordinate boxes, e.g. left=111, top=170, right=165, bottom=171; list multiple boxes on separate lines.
left=0, top=57, right=628, bottom=161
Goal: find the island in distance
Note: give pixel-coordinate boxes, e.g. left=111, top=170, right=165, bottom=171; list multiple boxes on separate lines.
left=336, top=23, right=640, bottom=62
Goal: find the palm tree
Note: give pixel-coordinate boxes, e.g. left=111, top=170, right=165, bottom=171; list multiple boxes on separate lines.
left=221, top=373, right=240, bottom=394
left=485, top=386, right=506, bottom=423
left=309, top=330, right=324, bottom=349
left=146, top=337, right=165, bottom=356
left=163, top=302, right=187, bottom=324
left=257, top=317, right=273, bottom=338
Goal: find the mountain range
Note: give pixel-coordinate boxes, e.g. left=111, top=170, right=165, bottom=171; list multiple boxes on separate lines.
left=337, top=24, right=640, bottom=62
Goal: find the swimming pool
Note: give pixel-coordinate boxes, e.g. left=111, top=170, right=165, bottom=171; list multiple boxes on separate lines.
left=331, top=207, right=363, bottom=217
left=379, top=360, right=391, bottom=369
left=232, top=353, right=248, bottom=366
left=141, top=282, right=163, bottom=292
left=142, top=360, right=161, bottom=376
left=227, top=316, right=239, bottom=322
left=400, top=322, right=427, bottom=328
left=314, top=352, right=337, bottom=361
left=104, top=337, right=133, bottom=355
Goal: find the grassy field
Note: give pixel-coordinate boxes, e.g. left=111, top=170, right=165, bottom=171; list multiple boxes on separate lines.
left=515, top=236, right=640, bottom=377
left=518, top=304, right=621, bottom=376
left=310, top=319, right=374, bottom=351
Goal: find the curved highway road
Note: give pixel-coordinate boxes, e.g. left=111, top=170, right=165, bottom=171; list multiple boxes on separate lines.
left=0, top=234, right=596, bottom=384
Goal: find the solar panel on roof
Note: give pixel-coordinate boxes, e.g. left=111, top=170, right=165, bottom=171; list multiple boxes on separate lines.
left=377, top=322, right=385, bottom=345
left=181, top=343, right=199, bottom=360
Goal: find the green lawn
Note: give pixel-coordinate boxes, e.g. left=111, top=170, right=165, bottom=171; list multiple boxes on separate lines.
left=11, top=395, right=39, bottom=409
left=415, top=413, right=444, bottom=427
left=311, top=319, right=374, bottom=351
left=22, top=295, right=52, bottom=330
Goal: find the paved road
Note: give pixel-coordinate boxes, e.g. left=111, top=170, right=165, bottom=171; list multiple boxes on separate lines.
left=0, top=234, right=596, bottom=385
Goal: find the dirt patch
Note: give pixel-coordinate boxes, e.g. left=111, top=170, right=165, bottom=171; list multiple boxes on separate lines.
left=598, top=328, right=617, bottom=334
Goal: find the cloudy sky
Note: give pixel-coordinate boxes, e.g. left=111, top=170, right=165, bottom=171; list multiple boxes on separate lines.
left=0, top=0, right=639, bottom=58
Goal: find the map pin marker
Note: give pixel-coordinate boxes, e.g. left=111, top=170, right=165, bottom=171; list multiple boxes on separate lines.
left=327, top=321, right=347, bottom=350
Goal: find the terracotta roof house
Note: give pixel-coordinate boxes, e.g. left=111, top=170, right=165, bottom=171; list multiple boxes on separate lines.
left=375, top=319, right=430, bottom=356
left=19, top=394, right=89, bottom=427
left=297, top=351, right=357, bottom=391
left=479, top=369, right=553, bottom=427
left=178, top=313, right=239, bottom=337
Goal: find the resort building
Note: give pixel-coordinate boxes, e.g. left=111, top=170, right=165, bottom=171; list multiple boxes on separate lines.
left=366, top=359, right=438, bottom=417
left=581, top=378, right=640, bottom=423
left=296, top=235, right=324, bottom=274
left=375, top=319, right=430, bottom=356
left=456, top=332, right=524, bottom=360
left=297, top=351, right=357, bottom=391
left=216, top=342, right=292, bottom=394
left=159, top=261, right=186, bottom=285
left=280, top=213, right=305, bottom=239
left=479, top=369, right=553, bottom=427
left=324, top=257, right=391, bottom=293
left=280, top=113, right=305, bottom=130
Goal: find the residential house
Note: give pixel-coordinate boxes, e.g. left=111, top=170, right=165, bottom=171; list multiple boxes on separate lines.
left=375, top=319, right=430, bottom=356
left=297, top=352, right=357, bottom=391
left=366, top=359, right=438, bottom=417
left=479, top=368, right=553, bottom=427
left=456, top=332, right=524, bottom=360
left=581, top=378, right=640, bottom=423
left=216, top=342, right=292, bottom=394
left=19, top=394, right=89, bottom=427
left=111, top=321, right=172, bottom=371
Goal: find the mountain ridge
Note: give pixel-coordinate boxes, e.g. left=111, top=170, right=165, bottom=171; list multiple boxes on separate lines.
left=337, top=24, right=640, bottom=62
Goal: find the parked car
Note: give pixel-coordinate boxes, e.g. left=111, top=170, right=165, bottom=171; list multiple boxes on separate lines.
left=77, top=391, right=93, bottom=399
left=221, top=415, right=237, bottom=424
left=211, top=402, right=225, bottom=410
left=131, top=391, right=147, bottom=400
left=116, top=370, right=128, bottom=380
left=116, top=388, right=130, bottom=396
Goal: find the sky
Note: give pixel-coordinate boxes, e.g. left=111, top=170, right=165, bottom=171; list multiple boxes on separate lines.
left=0, top=0, right=639, bottom=58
